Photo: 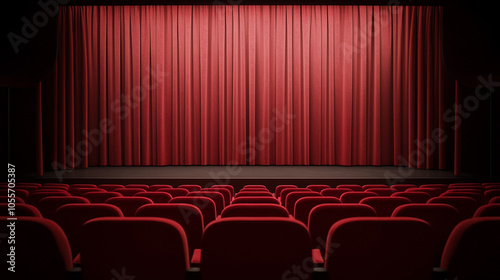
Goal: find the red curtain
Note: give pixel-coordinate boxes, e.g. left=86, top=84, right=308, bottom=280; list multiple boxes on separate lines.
left=43, top=5, right=457, bottom=171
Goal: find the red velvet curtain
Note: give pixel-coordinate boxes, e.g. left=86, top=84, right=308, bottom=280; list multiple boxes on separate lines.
left=43, top=5, right=457, bottom=171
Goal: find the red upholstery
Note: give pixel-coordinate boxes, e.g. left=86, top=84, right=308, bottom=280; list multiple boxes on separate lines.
left=406, top=187, right=442, bottom=197
left=285, top=191, right=322, bottom=215
left=441, top=217, right=500, bottom=280
left=27, top=191, right=71, bottom=205
left=340, top=191, right=378, bottom=203
left=0, top=203, right=42, bottom=217
left=211, top=185, right=235, bottom=197
left=419, top=184, right=448, bottom=192
left=490, top=196, right=500, bottom=203
left=474, top=204, right=500, bottom=217
left=362, top=184, right=389, bottom=190
left=178, top=185, right=202, bottom=192
left=97, top=184, right=125, bottom=191
left=0, top=189, right=29, bottom=200
left=441, top=191, right=485, bottom=204
left=221, top=203, right=289, bottom=218
left=306, top=185, right=330, bottom=192
left=54, top=204, right=123, bottom=258
left=392, top=203, right=462, bottom=266
left=360, top=197, right=411, bottom=217
left=242, top=185, right=268, bottom=189
left=325, top=217, right=434, bottom=280
left=70, top=184, right=97, bottom=189
left=15, top=185, right=39, bottom=192
left=37, top=196, right=90, bottom=220
left=390, top=184, right=418, bottom=192
left=275, top=185, right=298, bottom=199
left=149, top=184, right=173, bottom=191
left=188, top=191, right=225, bottom=215
left=0, top=217, right=73, bottom=280
left=0, top=196, right=25, bottom=204
left=134, top=192, right=173, bottom=203
left=336, top=184, right=363, bottom=191
left=231, top=196, right=280, bottom=204
left=83, top=191, right=123, bottom=203
left=105, top=197, right=153, bottom=217
left=136, top=203, right=203, bottom=257
left=80, top=217, right=190, bottom=280
left=294, top=197, right=341, bottom=225
left=125, top=184, right=150, bottom=190
left=428, top=196, right=480, bottom=219
left=365, top=188, right=394, bottom=196
left=485, top=190, right=500, bottom=203
left=43, top=183, right=70, bottom=188
left=114, top=188, right=147, bottom=196
left=170, top=196, right=217, bottom=227
left=392, top=191, right=432, bottom=203
left=280, top=188, right=312, bottom=205
left=69, top=187, right=106, bottom=197
left=200, top=217, right=313, bottom=280
left=308, top=204, right=377, bottom=255
left=320, top=188, right=352, bottom=198
left=207, top=188, right=232, bottom=206
left=157, top=188, right=189, bottom=197
left=235, top=191, right=273, bottom=198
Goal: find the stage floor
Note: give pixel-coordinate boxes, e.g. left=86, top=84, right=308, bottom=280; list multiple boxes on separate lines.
left=34, top=166, right=474, bottom=191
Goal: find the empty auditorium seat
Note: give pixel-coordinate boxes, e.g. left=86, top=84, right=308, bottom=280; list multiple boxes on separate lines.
left=447, top=185, right=485, bottom=191
left=485, top=190, right=500, bottom=203
left=221, top=204, right=289, bottom=218
left=242, top=185, right=268, bottom=190
left=473, top=204, right=500, bottom=217
left=69, top=187, right=106, bottom=197
left=105, top=197, right=153, bottom=217
left=97, top=184, right=125, bottom=191
left=114, top=188, right=147, bottom=196
left=0, top=189, right=29, bottom=200
left=0, top=217, right=73, bottom=280
left=42, top=183, right=70, bottom=189
left=80, top=217, right=190, bottom=280
left=157, top=188, right=189, bottom=197
left=390, top=184, right=418, bottom=192
left=324, top=217, right=434, bottom=280
left=320, top=188, right=352, bottom=198
left=340, top=191, right=378, bottom=203
left=294, top=196, right=341, bottom=225
left=26, top=191, right=71, bottom=205
left=149, top=184, right=173, bottom=191
left=485, top=185, right=500, bottom=191
left=188, top=191, right=225, bottom=215
left=362, top=184, right=389, bottom=190
left=306, top=184, right=330, bottom=192
left=448, top=182, right=482, bottom=188
left=231, top=196, right=280, bottom=204
left=134, top=192, right=173, bottom=203
left=170, top=196, right=217, bottom=227
left=38, top=186, right=70, bottom=191
left=178, top=185, right=202, bottom=192
left=83, top=191, right=123, bottom=203
left=136, top=203, right=203, bottom=257
left=275, top=185, right=298, bottom=199
left=490, top=196, right=500, bottom=203
left=360, top=197, right=411, bottom=217
left=198, top=188, right=231, bottom=207
left=0, top=203, right=42, bottom=217
left=336, top=184, right=363, bottom=191
left=54, top=204, right=124, bottom=258
left=392, top=191, right=432, bottom=203
left=280, top=188, right=312, bottom=204
left=37, top=196, right=90, bottom=220
left=199, top=217, right=314, bottom=280
left=441, top=191, right=485, bottom=204
left=211, top=185, right=235, bottom=197
left=0, top=196, right=25, bottom=204
left=365, top=188, right=394, bottom=196
left=14, top=182, right=42, bottom=188
left=420, top=184, right=448, bottom=192
left=15, top=185, right=39, bottom=192
left=125, top=184, right=150, bottom=190
left=406, top=187, right=442, bottom=197
left=70, top=184, right=97, bottom=189
left=484, top=183, right=500, bottom=188
left=235, top=191, right=273, bottom=198
left=428, top=196, right=480, bottom=219
left=308, top=204, right=377, bottom=255
left=441, top=217, right=500, bottom=280
left=285, top=191, right=322, bottom=215
left=392, top=203, right=462, bottom=266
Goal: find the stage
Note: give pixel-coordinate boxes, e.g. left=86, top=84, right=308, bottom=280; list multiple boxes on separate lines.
left=32, top=166, right=475, bottom=191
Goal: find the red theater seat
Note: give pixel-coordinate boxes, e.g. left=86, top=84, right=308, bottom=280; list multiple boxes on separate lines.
left=97, top=184, right=125, bottom=191
left=474, top=204, right=500, bottom=217
left=392, top=191, right=432, bottom=203
left=149, top=184, right=173, bottom=191
left=188, top=191, right=225, bottom=215
left=136, top=204, right=203, bottom=257
left=324, top=217, right=434, bottom=280
left=360, top=197, right=411, bottom=217
left=285, top=191, right=322, bottom=215
left=0, top=196, right=25, bottom=204
left=308, top=204, right=377, bottom=255
left=105, top=197, right=153, bottom=217
left=114, top=188, right=147, bottom=196
left=490, top=196, right=500, bottom=203
left=390, top=184, right=418, bottom=192
left=170, top=196, right=217, bottom=227
left=320, top=188, right=352, bottom=198
left=275, top=185, right=298, bottom=199
left=157, top=188, right=189, bottom=197
left=365, top=188, right=394, bottom=196
left=0, top=189, right=29, bottom=200
left=231, top=196, right=280, bottom=204
left=293, top=196, right=341, bottom=225
left=306, top=185, right=330, bottom=192
left=340, top=191, right=378, bottom=203
left=406, top=187, right=442, bottom=197
left=280, top=188, right=312, bottom=205
left=362, top=184, right=389, bottom=190
left=80, top=217, right=190, bottom=280
left=134, top=192, right=173, bottom=203
left=235, top=191, right=273, bottom=198
left=83, top=191, right=123, bottom=203
left=125, top=184, right=150, bottom=190
left=420, top=184, right=448, bottom=192
left=207, top=187, right=232, bottom=205
left=0, top=203, right=42, bottom=217
left=178, top=185, right=202, bottom=192
left=54, top=204, right=124, bottom=258
left=211, top=185, right=235, bottom=197
left=0, top=217, right=73, bottom=280
left=336, top=184, right=363, bottom=191
left=27, top=191, right=71, bottom=205
left=428, top=196, right=480, bottom=219
left=221, top=203, right=289, bottom=218
left=441, top=217, right=500, bottom=280
left=485, top=190, right=500, bottom=203
left=242, top=185, right=268, bottom=190
left=199, top=217, right=314, bottom=280
left=37, top=196, right=90, bottom=220
left=15, top=185, right=39, bottom=192
left=69, top=187, right=106, bottom=197
left=441, top=191, right=485, bottom=204
left=70, top=184, right=97, bottom=189
left=42, top=183, right=70, bottom=189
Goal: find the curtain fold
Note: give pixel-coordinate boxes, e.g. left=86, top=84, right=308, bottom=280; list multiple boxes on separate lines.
left=43, top=5, right=458, bottom=172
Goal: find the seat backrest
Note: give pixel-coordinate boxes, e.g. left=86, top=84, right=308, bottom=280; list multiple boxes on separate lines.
left=0, top=196, right=25, bottom=204
left=441, top=217, right=500, bottom=280
left=407, top=187, right=442, bottom=197
left=200, top=217, right=313, bottom=280
left=280, top=188, right=312, bottom=205
left=70, top=184, right=98, bottom=189
left=97, top=184, right=125, bottom=191
left=0, top=203, right=42, bottom=217
left=37, top=196, right=90, bottom=220
left=308, top=204, right=377, bottom=255
left=136, top=203, right=203, bottom=257
left=114, top=188, right=147, bottom=196
left=207, top=188, right=232, bottom=205
left=320, top=188, right=352, bottom=198
left=178, top=185, right=202, bottom=192
left=134, top=192, right=173, bottom=203
left=105, top=197, right=153, bottom=217
left=485, top=190, right=500, bottom=203
left=235, top=191, right=273, bottom=198
left=362, top=184, right=389, bottom=190
left=285, top=191, right=322, bottom=215
left=336, top=184, right=363, bottom=191
left=69, top=187, right=106, bottom=197
left=419, top=184, right=448, bottom=192
left=156, top=188, right=189, bottom=197
left=231, top=196, right=280, bottom=204
left=392, top=203, right=462, bottom=266
left=187, top=191, right=225, bottom=215
left=83, top=191, right=123, bottom=203
left=473, top=204, right=500, bottom=217
left=325, top=217, right=434, bottom=280
left=306, top=185, right=330, bottom=193
left=125, top=184, right=150, bottom=190
left=27, top=191, right=71, bottom=205
left=294, top=197, right=341, bottom=225
left=0, top=217, right=73, bottom=280
left=428, top=196, right=479, bottom=219
left=390, top=184, right=418, bottom=192
left=490, top=196, right=500, bottom=203
left=54, top=203, right=124, bottom=258
left=359, top=197, right=411, bottom=217
left=242, top=185, right=268, bottom=190
left=211, top=185, right=235, bottom=197
left=80, top=217, right=190, bottom=280
left=149, top=184, right=173, bottom=191
left=340, top=191, right=378, bottom=203
left=441, top=191, right=485, bottom=204
left=275, top=185, right=298, bottom=199
left=170, top=196, right=217, bottom=227
left=392, top=191, right=432, bottom=203
left=221, top=203, right=289, bottom=218
left=0, top=189, right=29, bottom=200
left=365, top=188, right=394, bottom=196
